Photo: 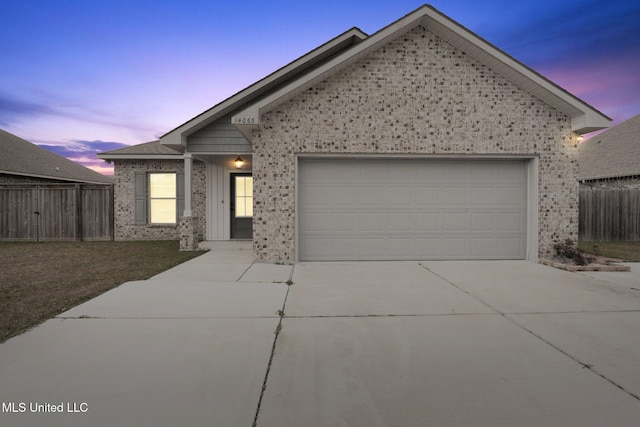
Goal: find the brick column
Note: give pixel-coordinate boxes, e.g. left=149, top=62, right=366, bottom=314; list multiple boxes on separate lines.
left=179, top=216, right=199, bottom=251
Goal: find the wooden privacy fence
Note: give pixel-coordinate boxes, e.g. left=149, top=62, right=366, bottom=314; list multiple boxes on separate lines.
left=579, top=188, right=640, bottom=241
left=0, top=184, right=113, bottom=241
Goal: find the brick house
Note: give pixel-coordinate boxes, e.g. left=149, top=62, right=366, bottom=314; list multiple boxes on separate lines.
left=99, top=5, right=610, bottom=262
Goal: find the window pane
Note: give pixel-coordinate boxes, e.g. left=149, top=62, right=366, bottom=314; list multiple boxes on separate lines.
left=150, top=200, right=176, bottom=223
left=236, top=176, right=246, bottom=197
left=234, top=176, right=253, bottom=218
left=245, top=177, right=253, bottom=197
left=150, top=174, right=176, bottom=198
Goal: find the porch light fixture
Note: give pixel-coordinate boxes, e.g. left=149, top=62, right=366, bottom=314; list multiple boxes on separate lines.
left=235, top=156, right=244, bottom=169
left=576, top=136, right=584, bottom=143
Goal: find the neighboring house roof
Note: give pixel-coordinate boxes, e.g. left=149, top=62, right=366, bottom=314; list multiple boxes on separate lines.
left=160, top=4, right=609, bottom=148
left=579, top=113, right=640, bottom=181
left=98, top=140, right=183, bottom=160
left=0, top=128, right=113, bottom=184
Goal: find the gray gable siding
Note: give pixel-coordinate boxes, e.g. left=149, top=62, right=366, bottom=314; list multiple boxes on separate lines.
left=187, top=115, right=251, bottom=153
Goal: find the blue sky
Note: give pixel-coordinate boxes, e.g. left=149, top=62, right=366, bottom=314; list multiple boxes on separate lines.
left=1, top=0, right=638, bottom=175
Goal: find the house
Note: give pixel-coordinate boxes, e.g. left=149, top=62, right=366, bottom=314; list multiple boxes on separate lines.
left=98, top=4, right=610, bottom=262
left=0, top=129, right=113, bottom=185
left=579, top=113, right=640, bottom=189
left=1, top=129, right=113, bottom=241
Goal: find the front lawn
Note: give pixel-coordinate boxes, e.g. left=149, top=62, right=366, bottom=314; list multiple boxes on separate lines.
left=0, top=241, right=204, bottom=343
left=578, top=241, right=640, bottom=262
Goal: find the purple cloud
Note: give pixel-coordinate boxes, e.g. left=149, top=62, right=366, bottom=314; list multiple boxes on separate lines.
left=37, top=140, right=129, bottom=176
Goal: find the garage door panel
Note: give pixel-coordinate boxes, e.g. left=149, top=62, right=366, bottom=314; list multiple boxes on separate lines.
left=415, top=187, right=441, bottom=204
left=332, top=186, right=359, bottom=205
left=388, top=213, right=414, bottom=231
left=471, top=187, right=496, bottom=205
left=440, top=163, right=469, bottom=181
left=415, top=212, right=441, bottom=231
left=304, top=213, right=331, bottom=232
left=470, top=238, right=498, bottom=257
left=497, top=187, right=525, bottom=205
left=360, top=238, right=385, bottom=258
left=360, top=187, right=386, bottom=205
left=498, top=237, right=525, bottom=257
left=443, top=187, right=469, bottom=205
left=388, top=238, right=417, bottom=257
left=332, top=213, right=358, bottom=231
left=301, top=186, right=331, bottom=207
left=497, top=212, right=526, bottom=232
left=298, top=159, right=527, bottom=260
left=416, top=238, right=440, bottom=257
left=360, top=213, right=386, bottom=231
left=441, top=238, right=468, bottom=257
left=471, top=213, right=496, bottom=231
left=443, top=213, right=468, bottom=231
left=331, top=238, right=357, bottom=258
left=471, top=165, right=497, bottom=181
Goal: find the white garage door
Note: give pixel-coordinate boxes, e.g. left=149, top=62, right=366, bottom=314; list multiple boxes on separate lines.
left=298, top=158, right=528, bottom=261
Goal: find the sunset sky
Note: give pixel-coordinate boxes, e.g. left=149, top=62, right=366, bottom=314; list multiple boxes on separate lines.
left=1, top=0, right=638, bottom=175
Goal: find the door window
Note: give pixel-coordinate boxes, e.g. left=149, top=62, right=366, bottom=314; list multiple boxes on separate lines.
left=234, top=176, right=253, bottom=218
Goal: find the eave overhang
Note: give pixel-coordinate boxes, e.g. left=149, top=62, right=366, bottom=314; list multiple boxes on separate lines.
left=97, top=154, right=184, bottom=161
left=0, top=169, right=112, bottom=185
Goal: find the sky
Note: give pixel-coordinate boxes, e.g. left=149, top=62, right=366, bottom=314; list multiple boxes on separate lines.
left=1, top=0, right=638, bottom=176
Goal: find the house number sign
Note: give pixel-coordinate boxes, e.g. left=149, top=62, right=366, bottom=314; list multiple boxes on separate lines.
left=231, top=116, right=256, bottom=124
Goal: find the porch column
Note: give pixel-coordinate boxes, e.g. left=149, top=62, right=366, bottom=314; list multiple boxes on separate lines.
left=183, top=153, right=192, bottom=217
left=179, top=153, right=197, bottom=250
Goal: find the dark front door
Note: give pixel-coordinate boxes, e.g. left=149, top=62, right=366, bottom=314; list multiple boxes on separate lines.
left=230, top=173, right=253, bottom=239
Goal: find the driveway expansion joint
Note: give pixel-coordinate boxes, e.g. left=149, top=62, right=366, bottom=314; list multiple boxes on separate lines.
left=419, top=263, right=640, bottom=403
left=252, top=285, right=290, bottom=427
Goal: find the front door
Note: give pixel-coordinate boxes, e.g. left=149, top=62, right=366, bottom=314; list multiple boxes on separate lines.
left=230, top=173, right=253, bottom=239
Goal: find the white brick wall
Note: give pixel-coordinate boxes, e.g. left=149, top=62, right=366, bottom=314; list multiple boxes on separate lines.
left=112, top=159, right=206, bottom=241
left=252, top=26, right=579, bottom=262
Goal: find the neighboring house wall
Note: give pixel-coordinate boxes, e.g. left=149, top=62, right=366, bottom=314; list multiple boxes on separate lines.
left=0, top=173, right=70, bottom=185
left=252, top=26, right=578, bottom=262
left=580, top=177, right=640, bottom=190
left=113, top=159, right=206, bottom=241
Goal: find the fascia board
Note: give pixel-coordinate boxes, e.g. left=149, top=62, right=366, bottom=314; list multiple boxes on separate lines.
left=96, top=154, right=184, bottom=160
left=0, top=170, right=112, bottom=185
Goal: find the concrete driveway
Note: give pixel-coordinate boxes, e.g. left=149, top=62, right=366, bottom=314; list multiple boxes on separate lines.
left=1, top=244, right=639, bottom=426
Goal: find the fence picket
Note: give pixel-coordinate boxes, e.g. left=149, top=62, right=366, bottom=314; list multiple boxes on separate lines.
left=0, top=184, right=113, bottom=241
left=579, top=189, right=640, bottom=241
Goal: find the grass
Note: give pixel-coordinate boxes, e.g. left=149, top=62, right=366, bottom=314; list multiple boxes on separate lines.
left=0, top=241, right=204, bottom=343
left=578, top=241, right=640, bottom=262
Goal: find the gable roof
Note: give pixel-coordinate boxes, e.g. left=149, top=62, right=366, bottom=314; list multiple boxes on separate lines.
left=159, top=4, right=610, bottom=148
left=579, top=114, right=640, bottom=181
left=98, top=140, right=182, bottom=160
left=232, top=4, right=610, bottom=140
left=160, top=27, right=368, bottom=150
left=0, top=129, right=113, bottom=184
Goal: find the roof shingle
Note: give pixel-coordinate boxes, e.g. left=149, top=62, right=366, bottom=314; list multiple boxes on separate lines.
left=0, top=129, right=113, bottom=184
left=579, top=114, right=640, bottom=181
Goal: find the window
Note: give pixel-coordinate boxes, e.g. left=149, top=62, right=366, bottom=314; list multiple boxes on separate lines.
left=234, top=176, right=253, bottom=217
left=134, top=172, right=183, bottom=225
left=149, top=173, right=177, bottom=224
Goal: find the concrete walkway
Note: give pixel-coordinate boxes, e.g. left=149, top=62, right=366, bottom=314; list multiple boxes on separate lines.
left=1, top=244, right=639, bottom=426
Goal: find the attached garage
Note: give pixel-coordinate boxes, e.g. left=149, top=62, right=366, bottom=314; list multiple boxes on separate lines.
left=298, top=158, right=530, bottom=261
